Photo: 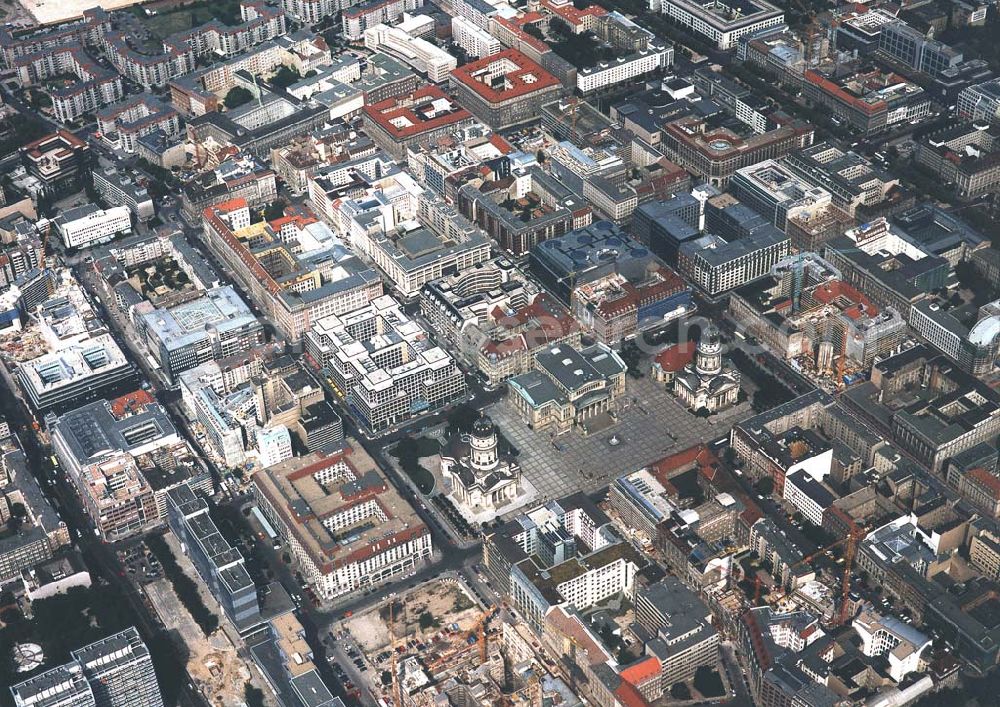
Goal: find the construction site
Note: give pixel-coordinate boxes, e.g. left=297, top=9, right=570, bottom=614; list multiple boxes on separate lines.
left=345, top=578, right=559, bottom=706
left=144, top=575, right=256, bottom=707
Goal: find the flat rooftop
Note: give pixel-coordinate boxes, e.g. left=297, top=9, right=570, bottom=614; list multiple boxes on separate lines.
left=662, top=0, right=783, bottom=28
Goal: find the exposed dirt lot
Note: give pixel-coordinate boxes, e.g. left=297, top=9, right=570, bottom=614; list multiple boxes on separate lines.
left=346, top=579, right=480, bottom=653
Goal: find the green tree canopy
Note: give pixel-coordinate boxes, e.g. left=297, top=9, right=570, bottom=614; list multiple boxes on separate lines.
left=224, top=86, right=253, bottom=109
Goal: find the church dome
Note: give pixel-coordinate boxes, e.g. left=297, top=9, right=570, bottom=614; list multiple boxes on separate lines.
left=472, top=415, right=495, bottom=438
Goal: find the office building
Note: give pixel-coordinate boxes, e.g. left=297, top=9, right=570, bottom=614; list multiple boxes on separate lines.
left=55, top=205, right=131, bottom=250
left=958, top=77, right=1000, bottom=124
left=483, top=494, right=641, bottom=633
left=201, top=199, right=383, bottom=343
left=826, top=217, right=949, bottom=314
left=140, top=286, right=263, bottom=382
left=16, top=335, right=133, bottom=412
left=295, top=400, right=344, bottom=453
left=343, top=0, right=424, bottom=41
left=333, top=175, right=491, bottom=298
left=878, top=20, right=963, bottom=78
left=693, top=66, right=772, bottom=134
left=457, top=175, right=581, bottom=255
left=729, top=160, right=833, bottom=231
left=678, top=226, right=789, bottom=297
left=181, top=153, right=278, bottom=218
left=166, top=485, right=262, bottom=633
left=784, top=142, right=901, bottom=218
left=529, top=221, right=693, bottom=343
left=11, top=626, right=163, bottom=707
left=634, top=576, right=719, bottom=685
left=449, top=50, right=563, bottom=130
left=476, top=293, right=582, bottom=387
left=11, top=663, right=96, bottom=707
left=420, top=258, right=537, bottom=360
left=247, top=613, right=341, bottom=707
left=363, top=23, right=456, bottom=82
left=92, top=168, right=154, bottom=222
left=72, top=627, right=163, bottom=707
left=662, top=115, right=814, bottom=187
left=652, top=0, right=784, bottom=49
left=853, top=608, right=930, bottom=682
left=0, top=449, right=68, bottom=583
left=914, top=122, right=1000, bottom=201
left=20, top=130, right=92, bottom=194
left=452, top=16, right=500, bottom=58
left=868, top=349, right=1000, bottom=474
left=577, top=39, right=672, bottom=94
left=253, top=446, right=432, bottom=600
left=48, top=396, right=184, bottom=539
left=631, top=194, right=702, bottom=264
left=304, top=295, right=466, bottom=433
left=361, top=86, right=476, bottom=163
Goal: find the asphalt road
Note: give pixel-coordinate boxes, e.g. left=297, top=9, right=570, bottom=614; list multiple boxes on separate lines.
left=0, top=368, right=207, bottom=707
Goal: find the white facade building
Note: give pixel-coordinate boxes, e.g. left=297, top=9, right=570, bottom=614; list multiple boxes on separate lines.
left=55, top=205, right=131, bottom=249
left=577, top=43, right=672, bottom=93
left=257, top=425, right=293, bottom=467
left=363, top=24, right=456, bottom=82
left=853, top=608, right=930, bottom=682
left=781, top=469, right=834, bottom=526
left=304, top=295, right=467, bottom=432
left=653, top=0, right=784, bottom=50
left=452, top=16, right=500, bottom=58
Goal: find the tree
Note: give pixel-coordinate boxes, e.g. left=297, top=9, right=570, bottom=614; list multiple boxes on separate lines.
left=670, top=682, right=692, bottom=700
left=619, top=341, right=644, bottom=379
left=694, top=666, right=726, bottom=698
left=263, top=200, right=286, bottom=221
left=270, top=65, right=302, bottom=89
left=756, top=477, right=774, bottom=496
left=10, top=502, right=26, bottom=519
left=446, top=403, right=480, bottom=436
left=523, top=22, right=544, bottom=40
left=549, top=16, right=572, bottom=37
left=224, top=86, right=253, bottom=109
left=244, top=682, right=266, bottom=707
left=418, top=611, right=436, bottom=630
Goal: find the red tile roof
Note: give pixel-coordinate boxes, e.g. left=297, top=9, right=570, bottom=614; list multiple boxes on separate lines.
left=654, top=341, right=697, bottom=373
left=450, top=49, right=560, bottom=104
left=541, top=0, right=607, bottom=26
left=968, top=467, right=1000, bottom=500
left=614, top=681, right=652, bottom=707
left=109, top=390, right=156, bottom=418
left=363, top=86, right=472, bottom=139
left=620, top=656, right=661, bottom=687
left=804, top=69, right=886, bottom=115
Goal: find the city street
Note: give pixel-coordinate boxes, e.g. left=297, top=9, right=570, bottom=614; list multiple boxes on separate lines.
left=0, top=367, right=207, bottom=707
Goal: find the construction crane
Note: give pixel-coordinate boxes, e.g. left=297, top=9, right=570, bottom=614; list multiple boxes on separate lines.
left=759, top=524, right=867, bottom=617
left=837, top=525, right=864, bottom=627
left=473, top=608, right=495, bottom=664
left=836, top=329, right=848, bottom=383
left=39, top=220, right=51, bottom=271
left=389, top=600, right=402, bottom=707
